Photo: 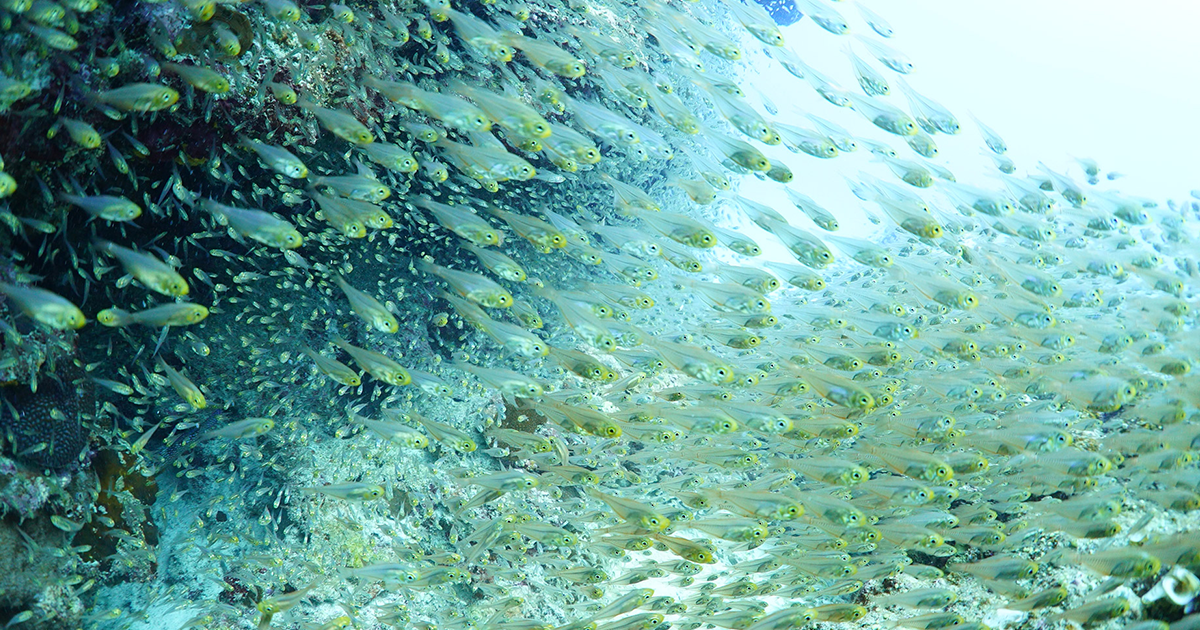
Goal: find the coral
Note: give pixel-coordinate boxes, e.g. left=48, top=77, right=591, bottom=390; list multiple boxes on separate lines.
left=0, top=462, right=51, bottom=518
left=0, top=377, right=89, bottom=470
left=0, top=519, right=78, bottom=627
left=75, top=449, right=159, bottom=568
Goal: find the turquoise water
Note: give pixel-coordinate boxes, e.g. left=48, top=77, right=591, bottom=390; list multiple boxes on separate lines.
left=0, top=1, right=1196, bottom=629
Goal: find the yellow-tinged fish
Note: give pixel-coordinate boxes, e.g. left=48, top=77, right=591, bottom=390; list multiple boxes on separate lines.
left=303, top=482, right=385, bottom=502
left=163, top=62, right=229, bottom=94
left=312, top=167, right=390, bottom=202
left=332, top=337, right=411, bottom=386
left=97, top=303, right=208, bottom=327
left=350, top=411, right=429, bottom=448
left=598, top=173, right=661, bottom=214
left=845, top=92, right=917, bottom=135
left=332, top=274, right=398, bottom=333
left=761, top=219, right=834, bottom=268
left=484, top=206, right=566, bottom=252
left=465, top=243, right=526, bottom=281
left=511, top=299, right=544, bottom=329
left=360, top=142, right=418, bottom=173
left=647, top=338, right=734, bottom=384
left=413, top=196, right=500, bottom=246
left=547, top=345, right=618, bottom=382
left=569, top=25, right=637, bottom=67
left=1049, top=598, right=1131, bottom=625
left=678, top=278, right=770, bottom=313
left=301, top=347, right=362, bottom=387
left=501, top=33, right=586, bottom=78
left=262, top=0, right=300, bottom=21
left=239, top=136, right=308, bottom=178
left=298, top=98, right=374, bottom=145
left=758, top=259, right=825, bottom=291
left=535, top=288, right=617, bottom=351
left=436, top=137, right=536, bottom=183
left=0, top=282, right=86, bottom=329
left=91, top=82, right=179, bottom=111
left=199, top=417, right=274, bottom=440
left=629, top=209, right=716, bottom=249
left=418, top=259, right=512, bottom=308
left=384, top=410, right=472, bottom=453
left=564, top=96, right=643, bottom=148
left=702, top=125, right=770, bottom=171
left=456, top=362, right=544, bottom=398
left=202, top=200, right=302, bottom=249
left=449, top=80, right=550, bottom=139
left=58, top=192, right=142, bottom=222
left=309, top=191, right=366, bottom=238
left=154, top=357, right=205, bottom=410
left=443, top=8, right=513, bottom=62
left=57, top=118, right=101, bottom=149
left=267, top=81, right=297, bottom=104
left=587, top=488, right=669, bottom=532
left=363, top=77, right=492, bottom=132
left=443, top=292, right=546, bottom=358
left=93, top=240, right=188, bottom=297
left=722, top=0, right=785, bottom=46
left=543, top=123, right=601, bottom=166
left=0, top=172, right=15, bottom=199
left=543, top=401, right=625, bottom=439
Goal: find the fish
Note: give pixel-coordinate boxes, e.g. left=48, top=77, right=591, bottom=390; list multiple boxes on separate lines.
left=199, top=417, right=275, bottom=441
left=97, top=303, right=209, bottom=327
left=501, top=33, right=586, bottom=78
left=202, top=200, right=303, bottom=249
left=57, top=118, right=101, bottom=149
left=845, top=92, right=918, bottom=135
left=418, top=259, right=513, bottom=308
left=456, top=362, right=544, bottom=398
left=484, top=206, right=567, bottom=252
left=300, top=347, right=362, bottom=387
left=240, top=137, right=308, bottom=179
left=58, top=192, right=142, bottom=222
left=303, top=482, right=386, bottom=502
left=0, top=282, right=86, bottom=329
left=298, top=98, right=375, bottom=145
left=364, top=77, right=492, bottom=132
left=332, top=274, right=398, bottom=333
left=449, top=80, right=551, bottom=140
left=92, top=83, right=179, bottom=111
left=360, top=142, right=418, bottom=173
left=332, top=337, right=411, bottom=386
left=155, top=357, right=206, bottom=410
left=443, top=7, right=513, bottom=62
left=464, top=244, right=526, bottom=282
left=312, top=167, right=391, bottom=203
left=162, top=62, right=230, bottom=93
left=412, top=197, right=500, bottom=247
left=93, top=240, right=189, bottom=297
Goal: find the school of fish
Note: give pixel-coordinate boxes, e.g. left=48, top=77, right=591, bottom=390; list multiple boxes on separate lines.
left=0, top=0, right=1198, bottom=628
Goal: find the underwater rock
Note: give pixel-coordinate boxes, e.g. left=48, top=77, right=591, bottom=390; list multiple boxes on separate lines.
left=753, top=0, right=803, bottom=26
